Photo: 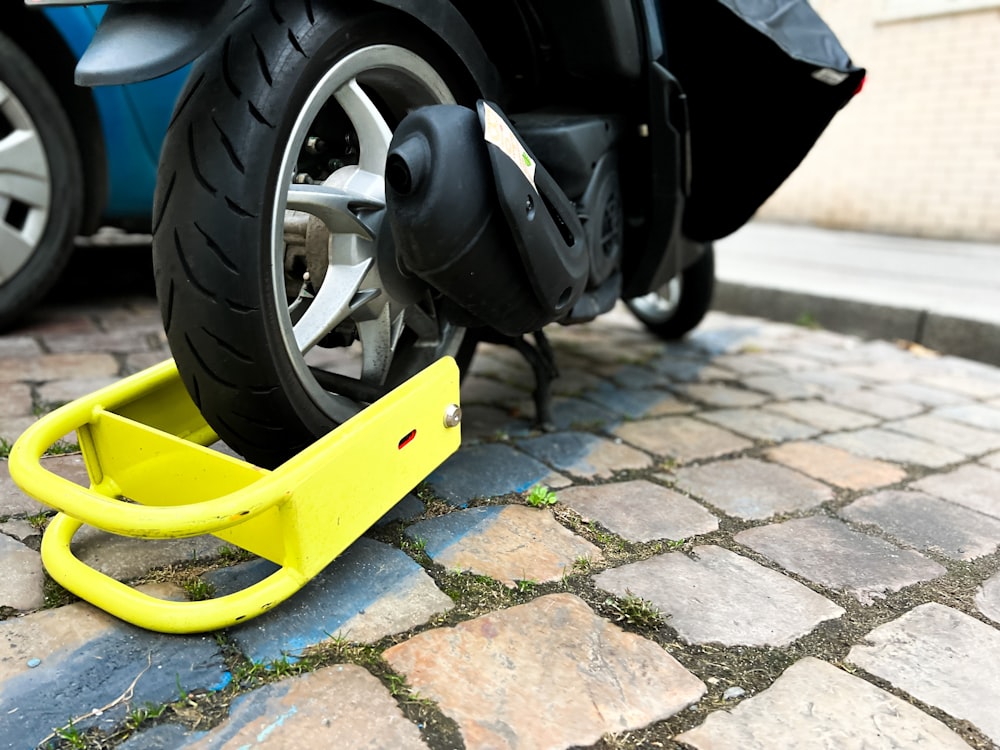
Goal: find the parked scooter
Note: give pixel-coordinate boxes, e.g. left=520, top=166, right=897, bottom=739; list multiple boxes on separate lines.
left=27, top=0, right=864, bottom=468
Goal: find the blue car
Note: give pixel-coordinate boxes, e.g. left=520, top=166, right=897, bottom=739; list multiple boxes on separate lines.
left=0, top=4, right=185, bottom=328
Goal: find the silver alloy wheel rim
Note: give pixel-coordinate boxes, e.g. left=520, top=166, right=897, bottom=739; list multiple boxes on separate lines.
left=0, top=81, right=51, bottom=285
left=270, top=44, right=460, bottom=422
left=629, top=275, right=683, bottom=323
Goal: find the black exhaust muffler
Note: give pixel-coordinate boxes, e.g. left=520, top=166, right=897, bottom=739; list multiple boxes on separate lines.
left=385, top=102, right=589, bottom=336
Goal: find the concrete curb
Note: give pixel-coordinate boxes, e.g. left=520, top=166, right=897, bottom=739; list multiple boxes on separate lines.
left=713, top=282, right=1000, bottom=367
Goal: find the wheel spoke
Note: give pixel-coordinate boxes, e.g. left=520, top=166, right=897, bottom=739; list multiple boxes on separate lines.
left=334, top=78, right=393, bottom=175
left=0, top=130, right=49, bottom=207
left=356, top=304, right=406, bottom=384
left=286, top=184, right=381, bottom=239
left=293, top=258, right=376, bottom=353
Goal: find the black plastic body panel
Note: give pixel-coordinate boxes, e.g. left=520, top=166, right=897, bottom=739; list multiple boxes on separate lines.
left=74, top=0, right=241, bottom=86
left=530, top=0, right=641, bottom=81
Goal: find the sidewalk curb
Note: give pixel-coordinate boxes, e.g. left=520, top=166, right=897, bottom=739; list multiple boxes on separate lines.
left=713, top=282, right=1000, bottom=367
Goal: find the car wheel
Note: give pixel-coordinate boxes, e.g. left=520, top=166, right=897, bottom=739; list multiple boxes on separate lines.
left=0, top=31, right=84, bottom=330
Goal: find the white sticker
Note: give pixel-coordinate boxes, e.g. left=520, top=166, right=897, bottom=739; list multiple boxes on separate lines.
left=812, top=68, right=849, bottom=86
left=482, top=103, right=537, bottom=190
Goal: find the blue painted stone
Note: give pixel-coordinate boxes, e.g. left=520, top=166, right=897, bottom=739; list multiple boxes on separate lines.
left=374, top=493, right=425, bottom=527
left=425, top=444, right=562, bottom=506
left=649, top=355, right=715, bottom=382
left=25, top=658, right=40, bottom=668
left=548, top=397, right=619, bottom=431
left=205, top=538, right=440, bottom=664
left=516, top=432, right=599, bottom=474
left=406, top=506, right=505, bottom=559
left=583, top=383, right=675, bottom=420
left=488, top=397, right=618, bottom=436
left=0, top=626, right=226, bottom=750
left=611, top=365, right=666, bottom=390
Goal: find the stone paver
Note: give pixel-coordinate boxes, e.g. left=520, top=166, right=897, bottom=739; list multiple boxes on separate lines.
left=841, top=490, right=1000, bottom=560
left=735, top=516, right=946, bottom=604
left=544, top=396, right=620, bottom=431
left=651, top=355, right=733, bottom=382
left=911, top=464, right=1000, bottom=520
left=674, top=458, right=833, bottom=520
left=677, top=657, right=969, bottom=750
left=460, top=375, right=530, bottom=406
left=406, top=505, right=601, bottom=585
left=671, top=383, right=769, bottom=408
left=8, top=292, right=1000, bottom=748
left=0, top=336, right=42, bottom=358
left=870, top=381, right=969, bottom=407
left=43, top=328, right=160, bottom=355
left=128, top=664, right=428, bottom=749
left=766, top=442, right=907, bottom=490
left=614, top=416, right=752, bottom=463
left=821, top=388, right=924, bottom=419
left=206, top=538, right=453, bottom=663
left=516, top=431, right=653, bottom=479
left=884, top=414, right=1000, bottom=456
left=594, top=546, right=843, bottom=646
left=73, top=527, right=227, bottom=581
left=425, top=443, right=570, bottom=506
left=2, top=454, right=92, bottom=515
left=0, top=585, right=229, bottom=750
left=384, top=593, right=705, bottom=749
left=0, top=353, right=119, bottom=382
left=977, top=572, right=1000, bottom=624
left=919, top=372, right=1000, bottom=399
left=37, top=377, right=123, bottom=407
left=583, top=383, right=693, bottom=419
left=740, top=374, right=821, bottom=399
left=698, top=408, right=820, bottom=442
left=934, top=402, right=1000, bottom=431
left=761, top=399, right=879, bottom=431
left=848, top=603, right=1000, bottom=745
left=0, top=383, right=31, bottom=418
left=557, top=480, right=718, bottom=542
left=0, top=533, right=44, bottom=610
left=821, top=428, right=964, bottom=468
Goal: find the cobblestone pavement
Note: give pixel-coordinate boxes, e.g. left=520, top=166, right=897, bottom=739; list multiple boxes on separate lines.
left=2, top=256, right=1000, bottom=749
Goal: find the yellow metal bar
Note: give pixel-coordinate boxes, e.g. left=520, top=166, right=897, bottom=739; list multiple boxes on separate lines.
left=10, top=357, right=462, bottom=633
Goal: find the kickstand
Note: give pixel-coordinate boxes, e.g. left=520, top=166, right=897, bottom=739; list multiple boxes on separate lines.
left=475, top=329, right=559, bottom=431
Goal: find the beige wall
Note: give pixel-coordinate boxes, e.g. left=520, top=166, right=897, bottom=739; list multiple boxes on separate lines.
left=755, top=1, right=1000, bottom=241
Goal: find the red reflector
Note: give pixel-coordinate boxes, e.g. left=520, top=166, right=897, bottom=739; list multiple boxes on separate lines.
left=854, top=75, right=867, bottom=96
left=398, top=429, right=417, bottom=450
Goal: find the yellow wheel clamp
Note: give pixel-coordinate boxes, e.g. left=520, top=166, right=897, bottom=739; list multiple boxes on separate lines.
left=8, top=357, right=461, bottom=634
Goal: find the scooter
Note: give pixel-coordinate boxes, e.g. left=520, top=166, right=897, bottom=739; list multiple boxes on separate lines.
left=27, top=0, right=864, bottom=469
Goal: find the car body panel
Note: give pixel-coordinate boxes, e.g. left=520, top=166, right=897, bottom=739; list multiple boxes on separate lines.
left=41, top=5, right=183, bottom=219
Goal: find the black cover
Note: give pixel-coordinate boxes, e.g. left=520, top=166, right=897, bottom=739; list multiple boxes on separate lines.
left=661, top=0, right=865, bottom=241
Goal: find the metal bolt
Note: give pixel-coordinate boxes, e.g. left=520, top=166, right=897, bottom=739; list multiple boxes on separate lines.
left=443, top=404, right=462, bottom=428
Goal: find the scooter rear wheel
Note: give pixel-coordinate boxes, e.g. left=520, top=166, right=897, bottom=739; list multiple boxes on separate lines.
left=153, top=3, right=477, bottom=467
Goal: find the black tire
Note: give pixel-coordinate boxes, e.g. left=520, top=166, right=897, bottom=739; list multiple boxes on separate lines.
left=153, top=1, right=477, bottom=467
left=626, top=244, right=715, bottom=340
left=0, top=31, right=83, bottom=330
